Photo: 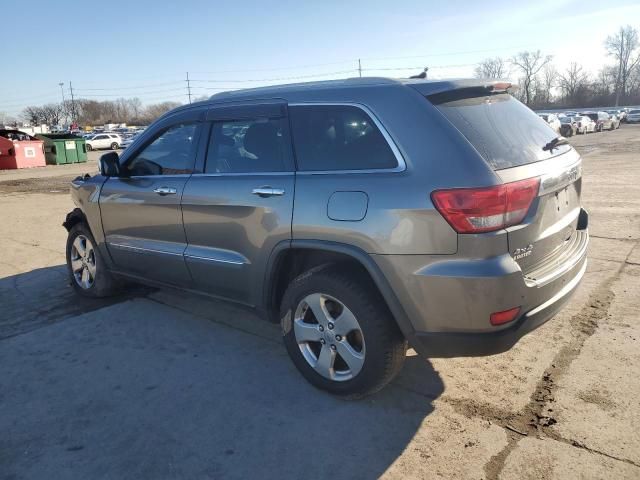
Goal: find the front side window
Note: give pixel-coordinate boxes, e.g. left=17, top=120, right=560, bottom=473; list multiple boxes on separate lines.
left=126, top=123, right=199, bottom=176
left=205, top=118, right=288, bottom=173
left=289, top=105, right=398, bottom=171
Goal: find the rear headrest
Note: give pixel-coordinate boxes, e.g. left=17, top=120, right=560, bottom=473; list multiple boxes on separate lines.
left=243, top=122, right=279, bottom=159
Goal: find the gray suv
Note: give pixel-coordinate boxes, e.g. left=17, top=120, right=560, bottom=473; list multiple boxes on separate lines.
left=64, top=78, right=588, bottom=398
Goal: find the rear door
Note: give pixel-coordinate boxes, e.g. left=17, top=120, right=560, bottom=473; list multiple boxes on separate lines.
left=100, top=107, right=204, bottom=285
left=180, top=102, right=295, bottom=306
left=430, top=90, right=585, bottom=284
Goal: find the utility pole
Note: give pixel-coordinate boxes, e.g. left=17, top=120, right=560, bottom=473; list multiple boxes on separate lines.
left=358, top=59, right=362, bottom=78
left=69, top=81, right=76, bottom=125
left=186, top=72, right=192, bottom=104
left=59, top=82, right=67, bottom=127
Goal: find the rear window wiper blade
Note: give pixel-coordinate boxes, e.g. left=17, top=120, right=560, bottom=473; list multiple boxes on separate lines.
left=542, top=136, right=569, bottom=152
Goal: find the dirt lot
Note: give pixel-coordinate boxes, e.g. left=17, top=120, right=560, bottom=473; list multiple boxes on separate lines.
left=1, top=127, right=639, bottom=479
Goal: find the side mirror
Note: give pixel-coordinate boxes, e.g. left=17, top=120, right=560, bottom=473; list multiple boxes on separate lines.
left=99, top=151, right=121, bottom=177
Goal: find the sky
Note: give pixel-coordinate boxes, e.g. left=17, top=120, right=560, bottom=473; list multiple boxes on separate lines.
left=1, top=0, right=638, bottom=117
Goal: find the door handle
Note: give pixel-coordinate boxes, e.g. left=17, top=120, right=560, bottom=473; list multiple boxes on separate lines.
left=252, top=187, right=285, bottom=197
left=153, top=187, right=177, bottom=195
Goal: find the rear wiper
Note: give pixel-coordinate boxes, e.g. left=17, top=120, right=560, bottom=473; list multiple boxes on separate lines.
left=542, top=136, right=569, bottom=152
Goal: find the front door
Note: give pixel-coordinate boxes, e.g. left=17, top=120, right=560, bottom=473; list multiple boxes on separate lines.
left=181, top=103, right=295, bottom=306
left=100, top=110, right=204, bottom=286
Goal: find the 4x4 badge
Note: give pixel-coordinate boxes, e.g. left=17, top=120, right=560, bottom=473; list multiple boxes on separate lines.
left=513, top=244, right=534, bottom=260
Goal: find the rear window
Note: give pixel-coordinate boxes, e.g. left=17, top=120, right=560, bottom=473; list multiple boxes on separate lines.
left=430, top=92, right=570, bottom=170
left=289, top=105, right=398, bottom=171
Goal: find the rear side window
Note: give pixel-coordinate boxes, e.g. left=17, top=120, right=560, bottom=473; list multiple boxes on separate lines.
left=205, top=118, right=288, bottom=173
left=430, top=92, right=570, bottom=170
left=289, top=105, right=398, bottom=171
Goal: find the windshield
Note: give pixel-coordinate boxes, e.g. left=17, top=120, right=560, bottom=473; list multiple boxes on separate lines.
left=430, top=92, right=571, bottom=170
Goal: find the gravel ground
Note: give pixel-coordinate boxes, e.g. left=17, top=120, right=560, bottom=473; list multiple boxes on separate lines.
left=0, top=126, right=638, bottom=479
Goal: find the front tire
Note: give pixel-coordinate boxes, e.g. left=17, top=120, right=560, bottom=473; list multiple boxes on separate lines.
left=66, top=223, right=119, bottom=297
left=86, top=144, right=93, bottom=151
left=111, top=142, right=119, bottom=150
left=280, top=265, right=407, bottom=399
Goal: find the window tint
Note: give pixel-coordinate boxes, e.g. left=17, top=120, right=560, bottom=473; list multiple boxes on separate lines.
left=205, top=118, right=288, bottom=173
left=289, top=105, right=398, bottom=171
left=126, top=123, right=199, bottom=176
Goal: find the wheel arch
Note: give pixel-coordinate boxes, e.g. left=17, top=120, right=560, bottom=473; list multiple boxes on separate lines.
left=263, top=240, right=416, bottom=341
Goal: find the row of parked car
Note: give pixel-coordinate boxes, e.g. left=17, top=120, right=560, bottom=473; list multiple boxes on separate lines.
left=82, top=129, right=145, bottom=151
left=538, top=107, right=640, bottom=137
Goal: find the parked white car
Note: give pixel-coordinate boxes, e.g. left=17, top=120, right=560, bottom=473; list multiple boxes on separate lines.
left=86, top=133, right=122, bottom=151
left=626, top=109, right=640, bottom=123
left=573, top=115, right=596, bottom=134
left=538, top=113, right=561, bottom=133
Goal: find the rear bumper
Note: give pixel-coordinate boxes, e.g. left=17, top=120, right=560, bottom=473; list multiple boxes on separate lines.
left=373, top=220, right=589, bottom=358
left=409, top=256, right=586, bottom=357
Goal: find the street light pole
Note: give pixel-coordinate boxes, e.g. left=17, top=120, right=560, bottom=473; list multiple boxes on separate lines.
left=58, top=82, right=65, bottom=104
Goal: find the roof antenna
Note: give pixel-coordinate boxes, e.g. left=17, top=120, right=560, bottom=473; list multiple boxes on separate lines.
left=410, top=67, right=429, bottom=79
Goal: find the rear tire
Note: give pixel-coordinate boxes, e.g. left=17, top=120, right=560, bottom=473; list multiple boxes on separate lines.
left=66, top=223, right=120, bottom=298
left=280, top=265, right=407, bottom=399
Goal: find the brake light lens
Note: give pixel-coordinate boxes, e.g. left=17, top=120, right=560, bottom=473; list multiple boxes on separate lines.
left=490, top=307, right=521, bottom=326
left=431, top=177, right=540, bottom=234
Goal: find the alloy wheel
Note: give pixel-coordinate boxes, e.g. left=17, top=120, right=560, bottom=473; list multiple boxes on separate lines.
left=293, top=293, right=366, bottom=381
left=70, top=235, right=97, bottom=289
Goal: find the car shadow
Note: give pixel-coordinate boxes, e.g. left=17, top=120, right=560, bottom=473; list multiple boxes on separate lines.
left=0, top=267, right=445, bottom=479
left=0, top=265, right=149, bottom=340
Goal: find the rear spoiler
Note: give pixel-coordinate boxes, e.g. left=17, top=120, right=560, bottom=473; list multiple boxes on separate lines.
left=407, top=79, right=514, bottom=104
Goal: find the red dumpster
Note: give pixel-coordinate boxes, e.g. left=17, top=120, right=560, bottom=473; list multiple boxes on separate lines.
left=0, top=130, right=46, bottom=170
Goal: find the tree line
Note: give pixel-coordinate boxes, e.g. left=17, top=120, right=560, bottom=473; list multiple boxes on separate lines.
left=21, top=98, right=182, bottom=128
left=475, top=25, right=640, bottom=109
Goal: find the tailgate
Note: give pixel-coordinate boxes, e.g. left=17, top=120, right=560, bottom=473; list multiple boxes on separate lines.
left=497, top=149, right=587, bottom=286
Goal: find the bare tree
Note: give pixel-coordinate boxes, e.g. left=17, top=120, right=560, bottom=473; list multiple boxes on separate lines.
left=474, top=57, right=508, bottom=79
left=541, top=64, right=558, bottom=105
left=558, top=63, right=590, bottom=105
left=510, top=50, right=553, bottom=105
left=40, top=104, right=64, bottom=126
left=605, top=25, right=640, bottom=105
left=22, top=106, right=44, bottom=125
left=128, top=98, right=143, bottom=120
left=143, top=101, right=181, bottom=121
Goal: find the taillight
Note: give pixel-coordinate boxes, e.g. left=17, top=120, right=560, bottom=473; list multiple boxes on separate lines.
left=431, top=177, right=540, bottom=234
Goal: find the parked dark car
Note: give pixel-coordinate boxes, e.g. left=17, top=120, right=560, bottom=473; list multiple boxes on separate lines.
left=559, top=117, right=577, bottom=137
left=64, top=78, right=589, bottom=398
left=582, top=111, right=614, bottom=132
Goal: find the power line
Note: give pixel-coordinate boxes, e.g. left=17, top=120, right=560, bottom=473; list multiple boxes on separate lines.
left=362, top=63, right=476, bottom=71
left=188, top=60, right=356, bottom=75
left=71, top=87, right=187, bottom=98
left=188, top=69, right=358, bottom=83
left=73, top=81, right=184, bottom=92
left=360, top=45, right=539, bottom=62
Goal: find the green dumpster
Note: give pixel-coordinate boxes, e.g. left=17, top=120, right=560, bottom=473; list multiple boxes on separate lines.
left=36, top=134, right=87, bottom=165
left=74, top=137, right=87, bottom=162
